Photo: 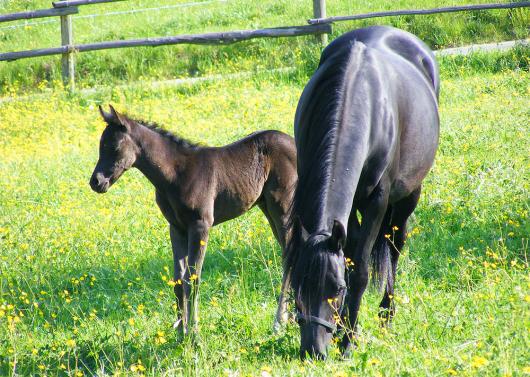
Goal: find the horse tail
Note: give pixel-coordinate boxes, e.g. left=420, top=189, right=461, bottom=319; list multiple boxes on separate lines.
left=370, top=210, right=392, bottom=291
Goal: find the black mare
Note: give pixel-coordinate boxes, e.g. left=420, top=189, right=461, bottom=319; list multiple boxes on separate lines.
left=286, top=26, right=440, bottom=358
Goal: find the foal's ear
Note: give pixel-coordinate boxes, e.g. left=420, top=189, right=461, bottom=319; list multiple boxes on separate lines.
left=99, top=104, right=131, bottom=131
left=329, top=220, right=346, bottom=253
left=99, top=105, right=114, bottom=124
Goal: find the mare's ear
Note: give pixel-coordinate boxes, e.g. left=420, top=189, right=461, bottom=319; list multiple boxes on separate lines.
left=99, top=104, right=131, bottom=131
left=329, top=220, right=346, bottom=253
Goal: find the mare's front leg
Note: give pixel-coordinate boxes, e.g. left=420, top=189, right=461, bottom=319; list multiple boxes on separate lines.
left=340, top=185, right=389, bottom=356
left=378, top=187, right=422, bottom=324
left=185, top=219, right=211, bottom=334
left=170, top=225, right=189, bottom=335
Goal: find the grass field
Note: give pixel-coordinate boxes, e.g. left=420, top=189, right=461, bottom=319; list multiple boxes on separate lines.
left=1, top=45, right=529, bottom=375
left=0, top=0, right=528, bottom=92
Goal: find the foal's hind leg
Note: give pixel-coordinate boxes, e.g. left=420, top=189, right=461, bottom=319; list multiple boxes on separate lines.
left=170, top=225, right=188, bottom=335
left=258, top=196, right=291, bottom=332
left=378, top=187, right=422, bottom=324
left=185, top=219, right=210, bottom=334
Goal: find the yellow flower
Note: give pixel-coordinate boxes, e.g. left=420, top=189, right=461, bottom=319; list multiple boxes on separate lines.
left=470, top=356, right=488, bottom=368
left=65, top=339, right=76, bottom=348
left=155, top=330, right=167, bottom=344
left=128, top=318, right=135, bottom=326
left=190, top=274, right=198, bottom=281
left=446, top=368, right=458, bottom=375
left=199, top=240, right=206, bottom=246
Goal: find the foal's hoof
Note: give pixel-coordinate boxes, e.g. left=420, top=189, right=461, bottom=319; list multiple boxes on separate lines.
left=173, top=319, right=188, bottom=338
left=272, top=310, right=290, bottom=333
left=173, top=318, right=183, bottom=330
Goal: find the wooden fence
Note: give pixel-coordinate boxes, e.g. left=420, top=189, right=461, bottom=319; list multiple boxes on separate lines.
left=1, top=0, right=528, bottom=91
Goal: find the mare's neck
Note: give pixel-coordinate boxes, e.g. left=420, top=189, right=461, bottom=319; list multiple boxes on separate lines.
left=131, top=124, right=189, bottom=189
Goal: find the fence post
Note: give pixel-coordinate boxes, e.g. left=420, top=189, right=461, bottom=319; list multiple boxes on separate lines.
left=60, top=13, right=75, bottom=90
left=312, top=0, right=328, bottom=45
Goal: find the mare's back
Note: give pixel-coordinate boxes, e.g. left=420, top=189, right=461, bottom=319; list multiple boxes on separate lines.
left=320, top=26, right=439, bottom=96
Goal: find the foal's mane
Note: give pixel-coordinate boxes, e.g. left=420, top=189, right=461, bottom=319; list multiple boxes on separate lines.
left=125, top=113, right=200, bottom=150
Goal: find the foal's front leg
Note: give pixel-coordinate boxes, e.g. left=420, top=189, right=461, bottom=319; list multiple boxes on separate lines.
left=185, top=220, right=210, bottom=334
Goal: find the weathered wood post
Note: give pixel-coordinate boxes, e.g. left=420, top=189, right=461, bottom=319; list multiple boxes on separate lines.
left=312, top=0, right=328, bottom=45
left=60, top=13, right=75, bottom=91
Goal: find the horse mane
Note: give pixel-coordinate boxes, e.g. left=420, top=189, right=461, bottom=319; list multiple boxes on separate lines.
left=125, top=113, right=200, bottom=150
left=285, top=41, right=367, bottom=291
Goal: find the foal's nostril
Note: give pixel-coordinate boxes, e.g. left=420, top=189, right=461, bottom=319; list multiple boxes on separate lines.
left=89, top=173, right=107, bottom=192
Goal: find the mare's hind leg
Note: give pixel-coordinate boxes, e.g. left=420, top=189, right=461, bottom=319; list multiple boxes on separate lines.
left=378, top=187, right=422, bottom=324
left=170, top=225, right=188, bottom=335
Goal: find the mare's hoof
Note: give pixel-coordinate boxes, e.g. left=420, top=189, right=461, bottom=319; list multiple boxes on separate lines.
left=342, top=346, right=353, bottom=360
left=339, top=332, right=360, bottom=359
left=378, top=309, right=394, bottom=328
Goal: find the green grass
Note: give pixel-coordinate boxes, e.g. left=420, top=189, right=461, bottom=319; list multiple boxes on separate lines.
left=0, top=54, right=529, bottom=375
left=0, top=0, right=528, bottom=92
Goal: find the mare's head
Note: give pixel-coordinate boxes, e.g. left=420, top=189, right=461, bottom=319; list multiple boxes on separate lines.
left=288, top=219, right=347, bottom=359
left=90, top=105, right=139, bottom=193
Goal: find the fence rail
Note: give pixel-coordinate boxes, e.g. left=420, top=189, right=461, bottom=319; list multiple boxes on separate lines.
left=0, top=7, right=77, bottom=22
left=308, top=1, right=530, bottom=24
left=0, top=24, right=331, bottom=61
left=52, top=0, right=124, bottom=8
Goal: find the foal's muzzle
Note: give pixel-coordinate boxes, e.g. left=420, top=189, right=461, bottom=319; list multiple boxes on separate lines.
left=90, top=172, right=110, bottom=193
